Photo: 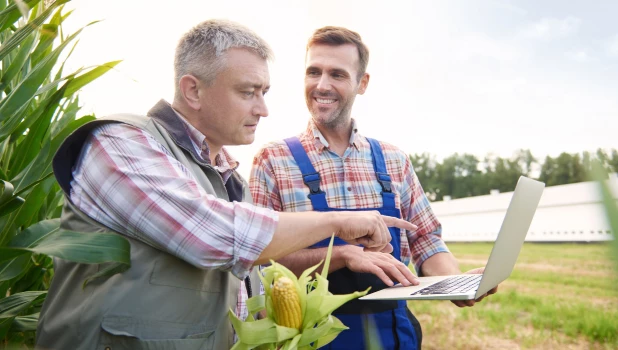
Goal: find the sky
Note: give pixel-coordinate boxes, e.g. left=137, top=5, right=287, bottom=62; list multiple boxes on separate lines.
left=62, top=0, right=618, bottom=178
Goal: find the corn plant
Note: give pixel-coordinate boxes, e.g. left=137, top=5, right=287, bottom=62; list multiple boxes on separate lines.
left=230, top=236, right=369, bottom=350
left=0, top=0, right=130, bottom=346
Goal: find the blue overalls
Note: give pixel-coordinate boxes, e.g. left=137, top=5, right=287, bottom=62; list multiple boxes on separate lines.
left=284, top=137, right=420, bottom=350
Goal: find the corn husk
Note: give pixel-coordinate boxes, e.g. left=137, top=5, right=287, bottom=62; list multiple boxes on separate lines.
left=229, top=235, right=370, bottom=350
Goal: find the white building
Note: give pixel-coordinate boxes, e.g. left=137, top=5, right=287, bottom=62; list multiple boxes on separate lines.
left=431, top=174, right=618, bottom=242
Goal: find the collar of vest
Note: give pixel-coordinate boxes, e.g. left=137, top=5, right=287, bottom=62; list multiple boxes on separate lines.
left=146, top=99, right=206, bottom=164
left=52, top=100, right=208, bottom=195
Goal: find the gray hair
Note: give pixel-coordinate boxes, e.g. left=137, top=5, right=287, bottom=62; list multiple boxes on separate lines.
left=174, top=19, right=273, bottom=95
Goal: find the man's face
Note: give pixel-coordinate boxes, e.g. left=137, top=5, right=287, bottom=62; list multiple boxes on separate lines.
left=194, top=48, right=270, bottom=148
left=304, top=43, right=368, bottom=129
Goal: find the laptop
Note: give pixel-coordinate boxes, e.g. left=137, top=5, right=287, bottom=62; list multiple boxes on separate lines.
left=360, top=176, right=545, bottom=301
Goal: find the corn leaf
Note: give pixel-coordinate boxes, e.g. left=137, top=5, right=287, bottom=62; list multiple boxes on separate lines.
left=312, top=316, right=349, bottom=348
left=0, top=290, right=46, bottom=318
left=1, top=218, right=130, bottom=266
left=0, top=32, right=36, bottom=90
left=0, top=24, right=83, bottom=124
left=320, top=234, right=335, bottom=277
left=0, top=254, right=31, bottom=282
left=82, top=261, right=130, bottom=288
left=63, top=60, right=121, bottom=97
left=11, top=312, right=39, bottom=332
left=0, top=0, right=68, bottom=62
left=0, top=0, right=41, bottom=33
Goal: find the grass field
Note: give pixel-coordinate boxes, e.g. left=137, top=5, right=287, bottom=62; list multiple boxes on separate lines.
left=409, top=242, right=618, bottom=350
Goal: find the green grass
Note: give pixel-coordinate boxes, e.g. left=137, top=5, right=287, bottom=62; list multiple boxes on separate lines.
left=409, top=242, right=618, bottom=350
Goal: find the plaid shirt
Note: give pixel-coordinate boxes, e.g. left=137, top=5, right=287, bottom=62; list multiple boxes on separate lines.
left=249, top=119, right=448, bottom=273
left=69, top=112, right=278, bottom=321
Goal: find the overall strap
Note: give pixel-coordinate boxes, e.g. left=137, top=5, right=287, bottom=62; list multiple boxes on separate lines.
left=366, top=138, right=397, bottom=209
left=284, top=137, right=329, bottom=210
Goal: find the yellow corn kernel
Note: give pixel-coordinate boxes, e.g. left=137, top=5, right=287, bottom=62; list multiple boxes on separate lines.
left=272, top=276, right=302, bottom=329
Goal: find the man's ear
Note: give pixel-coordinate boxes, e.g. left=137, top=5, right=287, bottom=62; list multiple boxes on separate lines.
left=178, top=75, right=201, bottom=110
left=357, top=73, right=370, bottom=95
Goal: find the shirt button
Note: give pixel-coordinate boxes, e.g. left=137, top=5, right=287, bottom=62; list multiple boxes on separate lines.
left=347, top=187, right=352, bottom=191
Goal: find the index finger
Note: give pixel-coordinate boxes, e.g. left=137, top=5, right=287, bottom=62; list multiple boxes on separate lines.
left=381, top=216, right=417, bottom=232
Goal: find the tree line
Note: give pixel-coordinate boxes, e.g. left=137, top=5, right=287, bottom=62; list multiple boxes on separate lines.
left=410, top=149, right=618, bottom=201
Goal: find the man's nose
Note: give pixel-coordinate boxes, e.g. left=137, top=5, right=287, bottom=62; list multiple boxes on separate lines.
left=253, top=97, right=268, bottom=118
left=316, top=75, right=332, bottom=92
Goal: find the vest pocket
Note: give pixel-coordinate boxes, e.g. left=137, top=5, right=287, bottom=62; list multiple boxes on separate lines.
left=99, top=316, right=215, bottom=350
left=149, top=256, right=224, bottom=292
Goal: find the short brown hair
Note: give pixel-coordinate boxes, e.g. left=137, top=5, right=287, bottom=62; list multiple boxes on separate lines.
left=307, top=26, right=369, bottom=81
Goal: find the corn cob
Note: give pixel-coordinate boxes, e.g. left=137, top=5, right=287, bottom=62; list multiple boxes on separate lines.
left=272, top=276, right=302, bottom=329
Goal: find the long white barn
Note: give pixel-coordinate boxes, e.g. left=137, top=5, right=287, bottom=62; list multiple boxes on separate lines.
left=431, top=175, right=618, bottom=242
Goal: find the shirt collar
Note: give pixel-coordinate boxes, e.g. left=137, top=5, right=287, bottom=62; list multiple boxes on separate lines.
left=171, top=107, right=239, bottom=173
left=305, top=118, right=360, bottom=153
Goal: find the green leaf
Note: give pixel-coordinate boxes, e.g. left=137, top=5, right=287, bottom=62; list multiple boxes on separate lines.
left=63, top=60, right=121, bottom=97
left=0, top=250, right=30, bottom=264
left=9, top=103, right=54, bottom=179
left=0, top=31, right=37, bottom=91
left=313, top=316, right=349, bottom=349
left=229, top=310, right=296, bottom=345
left=0, top=180, right=15, bottom=203
left=82, top=261, right=130, bottom=289
left=0, top=0, right=68, bottom=63
left=246, top=294, right=265, bottom=316
left=0, top=0, right=41, bottom=33
left=29, top=22, right=58, bottom=68
left=0, top=21, right=83, bottom=124
left=12, top=312, right=39, bottom=332
left=12, top=176, right=55, bottom=229
left=298, top=315, right=347, bottom=347
left=10, top=139, right=50, bottom=194
left=9, top=218, right=60, bottom=248
left=281, top=334, right=302, bottom=350
left=0, top=290, right=46, bottom=318
left=0, top=316, right=14, bottom=340
left=0, top=254, right=31, bottom=283
left=4, top=229, right=131, bottom=266
left=320, top=234, right=335, bottom=277
left=0, top=196, right=25, bottom=219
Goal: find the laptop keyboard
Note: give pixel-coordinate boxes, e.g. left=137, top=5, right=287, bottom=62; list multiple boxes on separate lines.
left=411, top=275, right=482, bottom=295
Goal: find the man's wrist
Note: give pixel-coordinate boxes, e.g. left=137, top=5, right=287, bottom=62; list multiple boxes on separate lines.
left=337, top=245, right=361, bottom=268
left=324, top=212, right=340, bottom=238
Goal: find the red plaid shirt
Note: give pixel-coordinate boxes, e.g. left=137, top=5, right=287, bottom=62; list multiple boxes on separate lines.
left=69, top=110, right=278, bottom=321
left=249, top=119, right=448, bottom=272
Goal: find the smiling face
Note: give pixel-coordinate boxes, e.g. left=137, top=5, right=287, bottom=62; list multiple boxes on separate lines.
left=186, top=47, right=270, bottom=151
left=304, top=43, right=369, bottom=130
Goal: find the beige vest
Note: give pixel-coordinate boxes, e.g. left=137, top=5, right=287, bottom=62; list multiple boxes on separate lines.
left=36, top=101, right=261, bottom=350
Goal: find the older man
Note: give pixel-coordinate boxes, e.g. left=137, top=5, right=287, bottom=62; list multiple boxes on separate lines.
left=35, top=20, right=414, bottom=350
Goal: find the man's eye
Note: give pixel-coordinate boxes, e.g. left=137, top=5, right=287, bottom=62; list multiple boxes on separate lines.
left=243, top=91, right=254, bottom=96
left=307, top=71, right=319, bottom=76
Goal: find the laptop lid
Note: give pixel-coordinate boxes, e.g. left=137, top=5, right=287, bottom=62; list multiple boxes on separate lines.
left=474, top=176, right=545, bottom=298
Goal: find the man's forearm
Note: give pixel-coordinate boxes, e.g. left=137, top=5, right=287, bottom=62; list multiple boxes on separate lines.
left=255, top=211, right=336, bottom=265
left=419, top=251, right=461, bottom=276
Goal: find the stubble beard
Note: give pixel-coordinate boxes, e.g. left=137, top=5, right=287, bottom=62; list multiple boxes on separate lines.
left=307, top=94, right=353, bottom=131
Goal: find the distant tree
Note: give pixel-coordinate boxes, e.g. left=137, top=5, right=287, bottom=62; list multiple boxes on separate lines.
left=609, top=149, right=618, bottom=173
left=409, top=153, right=439, bottom=200
left=539, top=153, right=586, bottom=186
left=410, top=148, right=616, bottom=200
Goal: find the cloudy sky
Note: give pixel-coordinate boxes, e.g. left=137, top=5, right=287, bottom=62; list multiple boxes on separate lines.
left=63, top=0, right=618, bottom=178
